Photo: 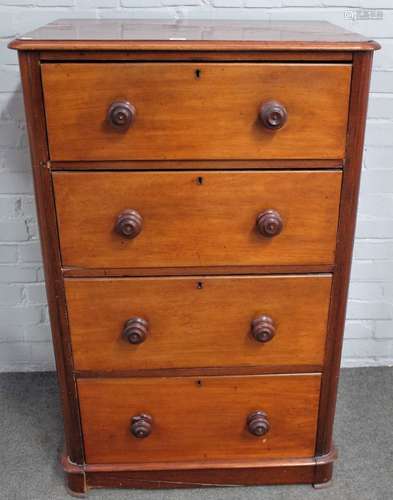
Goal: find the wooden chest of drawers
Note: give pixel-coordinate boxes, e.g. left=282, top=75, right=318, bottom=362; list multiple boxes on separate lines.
left=10, top=19, right=379, bottom=495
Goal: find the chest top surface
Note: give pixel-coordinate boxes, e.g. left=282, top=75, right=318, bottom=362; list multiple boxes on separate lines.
left=9, top=18, right=379, bottom=51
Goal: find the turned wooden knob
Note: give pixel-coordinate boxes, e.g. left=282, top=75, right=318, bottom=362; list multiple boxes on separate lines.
left=247, top=411, right=270, bottom=437
left=256, top=210, right=283, bottom=237
left=130, top=413, right=153, bottom=438
left=115, top=209, right=143, bottom=239
left=251, top=315, right=275, bottom=343
left=107, top=100, right=135, bottom=130
left=259, top=100, right=287, bottom=130
left=123, top=317, right=149, bottom=345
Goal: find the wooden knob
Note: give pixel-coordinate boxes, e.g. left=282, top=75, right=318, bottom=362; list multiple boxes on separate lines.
left=251, top=315, right=275, bottom=343
left=115, top=209, right=143, bottom=239
left=247, top=411, right=270, bottom=437
left=256, top=210, right=283, bottom=237
left=130, top=413, right=153, bottom=438
left=259, top=100, right=287, bottom=130
left=107, top=101, right=135, bottom=130
left=123, top=317, right=149, bottom=345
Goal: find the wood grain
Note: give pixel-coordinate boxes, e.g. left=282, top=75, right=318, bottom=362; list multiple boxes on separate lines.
left=62, top=449, right=336, bottom=491
left=17, top=51, right=84, bottom=464
left=50, top=159, right=344, bottom=171
left=316, top=51, right=375, bottom=457
left=8, top=19, right=380, bottom=52
left=41, top=63, right=351, bottom=161
left=78, top=374, right=321, bottom=464
left=39, top=50, right=354, bottom=62
left=62, top=264, right=335, bottom=278
left=53, top=170, right=342, bottom=269
left=65, top=275, right=331, bottom=371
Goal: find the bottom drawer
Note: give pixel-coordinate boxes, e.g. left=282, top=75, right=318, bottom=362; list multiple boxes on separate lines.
left=78, top=374, right=321, bottom=464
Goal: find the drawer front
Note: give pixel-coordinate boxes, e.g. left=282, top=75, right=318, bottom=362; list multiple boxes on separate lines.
left=53, top=171, right=342, bottom=269
left=66, top=275, right=331, bottom=371
left=42, top=63, right=351, bottom=161
left=78, top=374, right=321, bottom=464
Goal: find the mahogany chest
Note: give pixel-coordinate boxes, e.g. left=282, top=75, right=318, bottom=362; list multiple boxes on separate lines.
left=10, top=19, right=379, bottom=495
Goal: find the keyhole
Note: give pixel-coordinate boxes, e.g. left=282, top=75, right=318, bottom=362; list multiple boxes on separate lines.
left=197, top=176, right=204, bottom=185
left=195, top=68, right=202, bottom=79
left=197, top=281, right=203, bottom=289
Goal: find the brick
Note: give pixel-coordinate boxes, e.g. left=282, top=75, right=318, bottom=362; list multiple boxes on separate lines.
left=363, top=146, right=393, bottom=170
left=0, top=150, right=31, bottom=172
left=0, top=197, right=20, bottom=217
left=322, top=1, right=360, bottom=6
left=358, top=194, right=393, bottom=218
left=30, top=341, right=55, bottom=370
left=282, top=0, right=322, bottom=5
left=0, top=40, right=19, bottom=65
left=0, top=66, right=22, bottom=93
left=0, top=325, right=24, bottom=343
left=162, top=0, right=201, bottom=5
left=0, top=245, right=18, bottom=263
left=42, top=304, right=49, bottom=323
left=0, top=173, right=33, bottom=194
left=36, top=266, right=45, bottom=282
left=348, top=282, right=384, bottom=300
left=0, top=0, right=34, bottom=4
left=12, top=10, right=88, bottom=36
left=341, top=358, right=380, bottom=368
left=26, top=323, right=51, bottom=342
left=26, top=220, right=38, bottom=239
left=360, top=170, right=393, bottom=195
left=120, top=0, right=162, bottom=5
left=373, top=40, right=393, bottom=70
left=267, top=7, right=349, bottom=24
left=210, top=0, right=244, bottom=6
left=0, top=93, right=26, bottom=121
left=356, top=218, right=393, bottom=239
left=77, top=0, right=117, bottom=6
left=246, top=0, right=282, bottom=6
left=0, top=266, right=37, bottom=283
left=365, top=120, right=393, bottom=147
left=0, top=122, right=24, bottom=148
left=375, top=320, right=393, bottom=339
left=21, top=197, right=37, bottom=217
left=342, top=11, right=393, bottom=38
left=0, top=343, right=31, bottom=365
left=0, top=305, right=42, bottom=325
left=25, top=284, right=47, bottom=305
left=0, top=221, right=28, bottom=242
left=353, top=240, right=393, bottom=260
left=360, top=0, right=393, bottom=7
left=346, top=300, right=392, bottom=320
left=344, top=320, right=374, bottom=339
left=342, top=338, right=393, bottom=358
left=19, top=241, right=42, bottom=263
left=36, top=0, right=74, bottom=5
left=383, top=283, right=393, bottom=299
left=368, top=94, right=393, bottom=119
left=351, top=260, right=393, bottom=282
left=0, top=285, right=23, bottom=306
left=371, top=71, right=393, bottom=93
left=0, top=10, right=17, bottom=38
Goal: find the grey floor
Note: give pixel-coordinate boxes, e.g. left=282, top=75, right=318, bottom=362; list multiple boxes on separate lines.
left=1, top=368, right=392, bottom=500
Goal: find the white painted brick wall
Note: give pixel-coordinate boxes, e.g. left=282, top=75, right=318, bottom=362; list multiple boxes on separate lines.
left=0, top=1, right=392, bottom=371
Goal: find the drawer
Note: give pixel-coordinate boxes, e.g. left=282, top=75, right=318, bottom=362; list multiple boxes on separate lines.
left=53, top=170, right=342, bottom=269
left=78, top=374, right=321, bottom=464
left=42, top=62, right=351, bottom=161
left=66, top=275, right=331, bottom=372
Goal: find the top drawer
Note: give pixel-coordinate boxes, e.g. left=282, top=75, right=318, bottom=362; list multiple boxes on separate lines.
left=41, top=63, right=351, bottom=162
